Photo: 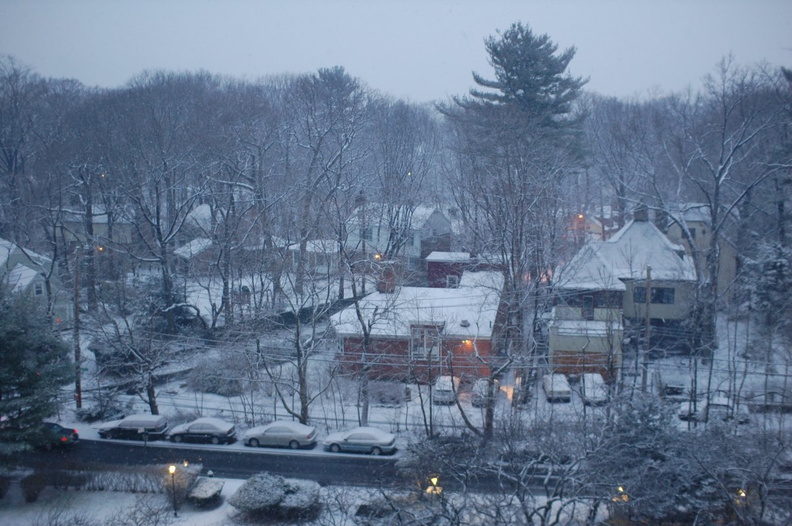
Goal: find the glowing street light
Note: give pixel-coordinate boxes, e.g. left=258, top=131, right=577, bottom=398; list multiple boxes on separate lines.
left=426, top=475, right=442, bottom=495
left=168, top=464, right=178, bottom=517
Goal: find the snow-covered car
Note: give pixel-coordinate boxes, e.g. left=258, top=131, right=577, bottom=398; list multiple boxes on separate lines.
left=543, top=374, right=571, bottom=403
left=323, top=426, right=396, bottom=455
left=168, top=417, right=236, bottom=444
left=579, top=373, right=608, bottom=406
left=433, top=375, right=460, bottom=405
left=242, top=420, right=317, bottom=449
left=471, top=378, right=492, bottom=408
left=678, top=396, right=750, bottom=424
left=97, top=414, right=169, bottom=440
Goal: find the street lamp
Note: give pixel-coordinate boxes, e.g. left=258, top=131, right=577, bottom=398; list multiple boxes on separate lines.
left=426, top=475, right=442, bottom=495
left=168, top=464, right=178, bottom=517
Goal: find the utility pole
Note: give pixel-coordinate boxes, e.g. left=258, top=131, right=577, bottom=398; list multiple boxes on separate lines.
left=73, top=247, right=83, bottom=408
left=641, top=266, right=652, bottom=393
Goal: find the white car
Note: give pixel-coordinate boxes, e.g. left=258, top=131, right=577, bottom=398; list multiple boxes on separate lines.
left=242, top=420, right=317, bottom=449
left=678, top=396, right=750, bottom=424
left=579, top=373, right=608, bottom=406
left=323, top=426, right=397, bottom=455
left=168, top=417, right=236, bottom=444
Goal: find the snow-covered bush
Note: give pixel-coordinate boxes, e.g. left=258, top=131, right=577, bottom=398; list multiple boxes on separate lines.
left=370, top=380, right=408, bottom=406
left=229, top=472, right=321, bottom=520
left=187, top=355, right=245, bottom=397
left=75, top=387, right=126, bottom=423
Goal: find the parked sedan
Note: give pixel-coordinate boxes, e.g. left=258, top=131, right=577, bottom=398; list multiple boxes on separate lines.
left=168, top=417, right=236, bottom=444
left=97, top=414, right=169, bottom=440
left=40, top=422, right=79, bottom=449
left=678, top=396, right=750, bottom=424
left=323, top=426, right=397, bottom=455
left=242, top=420, right=317, bottom=449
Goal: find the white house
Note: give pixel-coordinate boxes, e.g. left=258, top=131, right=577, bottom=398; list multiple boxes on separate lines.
left=0, top=238, right=73, bottom=324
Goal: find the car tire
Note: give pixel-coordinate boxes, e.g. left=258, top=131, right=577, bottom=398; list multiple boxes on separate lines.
left=173, top=435, right=183, bottom=443
left=248, top=438, right=259, bottom=448
left=211, top=436, right=220, bottom=445
left=289, top=440, right=299, bottom=449
left=371, top=447, right=382, bottom=456
left=330, top=443, right=341, bottom=453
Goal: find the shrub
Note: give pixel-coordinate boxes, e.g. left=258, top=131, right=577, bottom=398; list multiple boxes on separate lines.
left=75, top=388, right=126, bottom=423
left=187, top=356, right=245, bottom=397
left=21, top=472, right=48, bottom=503
left=229, top=472, right=321, bottom=520
left=0, top=475, right=10, bottom=499
left=370, top=381, right=408, bottom=406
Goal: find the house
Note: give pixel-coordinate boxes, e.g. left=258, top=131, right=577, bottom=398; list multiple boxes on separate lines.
left=553, top=209, right=697, bottom=369
left=664, top=203, right=739, bottom=300
left=345, top=203, right=453, bottom=268
left=173, top=237, right=214, bottom=275
left=0, top=238, right=73, bottom=325
left=330, top=270, right=505, bottom=383
left=426, top=251, right=470, bottom=288
left=58, top=206, right=136, bottom=247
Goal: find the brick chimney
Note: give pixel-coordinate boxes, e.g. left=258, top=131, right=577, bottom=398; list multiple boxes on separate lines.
left=633, top=202, right=649, bottom=222
left=376, top=261, right=397, bottom=293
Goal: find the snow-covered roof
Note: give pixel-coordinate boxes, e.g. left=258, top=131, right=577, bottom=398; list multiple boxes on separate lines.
left=187, top=204, right=217, bottom=231
left=348, top=203, right=446, bottom=230
left=174, top=237, right=213, bottom=259
left=0, top=238, right=51, bottom=271
left=60, top=205, right=133, bottom=224
left=288, top=239, right=338, bottom=254
left=549, top=318, right=623, bottom=336
left=555, top=219, right=696, bottom=291
left=2, top=264, right=39, bottom=293
left=426, top=251, right=470, bottom=263
left=331, top=271, right=504, bottom=340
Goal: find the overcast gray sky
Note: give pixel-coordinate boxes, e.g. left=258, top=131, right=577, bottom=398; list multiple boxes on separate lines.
left=1, top=0, right=790, bottom=103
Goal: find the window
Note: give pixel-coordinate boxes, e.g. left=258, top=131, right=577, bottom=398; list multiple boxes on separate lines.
left=582, top=295, right=594, bottom=320
left=633, top=286, right=675, bottom=305
left=34, top=283, right=43, bottom=296
left=410, top=325, right=443, bottom=361
left=446, top=275, right=459, bottom=288
left=689, top=228, right=697, bottom=239
left=361, top=227, right=373, bottom=241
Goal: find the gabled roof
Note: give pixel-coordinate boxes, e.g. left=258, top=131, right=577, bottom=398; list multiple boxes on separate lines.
left=3, top=264, right=40, bottom=293
left=331, top=271, right=504, bottom=339
left=0, top=238, right=51, bottom=270
left=174, top=237, right=213, bottom=259
left=347, top=203, right=448, bottom=230
left=555, top=220, right=696, bottom=291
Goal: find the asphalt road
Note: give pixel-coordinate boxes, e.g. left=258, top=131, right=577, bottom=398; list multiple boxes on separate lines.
left=21, top=438, right=406, bottom=488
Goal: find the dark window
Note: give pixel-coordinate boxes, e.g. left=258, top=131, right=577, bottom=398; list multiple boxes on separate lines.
left=633, top=286, right=675, bottom=305
left=582, top=295, right=594, bottom=320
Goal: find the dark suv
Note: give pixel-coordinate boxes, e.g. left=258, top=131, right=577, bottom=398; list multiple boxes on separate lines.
left=40, top=422, right=79, bottom=449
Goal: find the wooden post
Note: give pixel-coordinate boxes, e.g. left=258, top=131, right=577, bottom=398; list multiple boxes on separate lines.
left=641, top=266, right=652, bottom=393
